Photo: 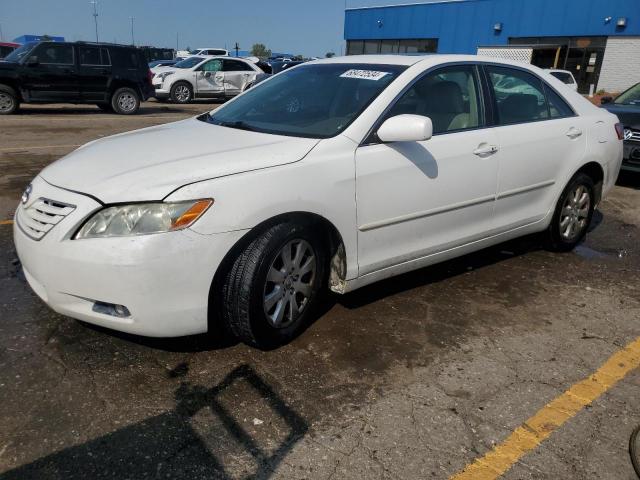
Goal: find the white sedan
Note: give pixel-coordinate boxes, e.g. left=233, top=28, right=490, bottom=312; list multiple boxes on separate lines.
left=14, top=55, right=623, bottom=348
left=152, top=56, right=265, bottom=103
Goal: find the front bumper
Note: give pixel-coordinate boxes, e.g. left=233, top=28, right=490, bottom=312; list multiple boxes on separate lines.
left=622, top=141, right=640, bottom=172
left=153, top=87, right=170, bottom=99
left=14, top=176, right=246, bottom=337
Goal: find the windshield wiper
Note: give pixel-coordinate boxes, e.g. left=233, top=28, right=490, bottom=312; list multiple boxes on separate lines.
left=216, top=120, right=258, bottom=132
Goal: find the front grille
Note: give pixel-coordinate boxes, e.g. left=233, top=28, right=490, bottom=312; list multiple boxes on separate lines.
left=18, top=198, right=75, bottom=240
left=624, top=127, right=640, bottom=143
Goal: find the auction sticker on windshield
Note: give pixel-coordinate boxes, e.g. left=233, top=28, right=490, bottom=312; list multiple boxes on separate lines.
left=340, top=69, right=390, bottom=81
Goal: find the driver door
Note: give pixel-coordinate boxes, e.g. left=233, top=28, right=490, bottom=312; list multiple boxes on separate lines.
left=22, top=43, right=79, bottom=101
left=195, top=59, right=224, bottom=96
left=355, top=64, right=499, bottom=276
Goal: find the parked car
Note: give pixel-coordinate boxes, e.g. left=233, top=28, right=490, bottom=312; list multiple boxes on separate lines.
left=14, top=55, right=622, bottom=348
left=0, top=41, right=154, bottom=115
left=177, top=47, right=228, bottom=58
left=546, top=69, right=578, bottom=91
left=149, top=59, right=178, bottom=69
left=270, top=60, right=305, bottom=74
left=0, top=42, right=20, bottom=60
left=152, top=56, right=265, bottom=103
left=601, top=82, right=640, bottom=172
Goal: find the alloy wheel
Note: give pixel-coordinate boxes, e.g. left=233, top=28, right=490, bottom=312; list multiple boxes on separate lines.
left=559, top=184, right=591, bottom=241
left=117, top=93, right=137, bottom=112
left=0, top=93, right=15, bottom=112
left=174, top=85, right=190, bottom=102
left=263, top=239, right=317, bottom=328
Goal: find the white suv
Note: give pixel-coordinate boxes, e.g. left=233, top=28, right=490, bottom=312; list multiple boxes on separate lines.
left=152, top=56, right=265, bottom=103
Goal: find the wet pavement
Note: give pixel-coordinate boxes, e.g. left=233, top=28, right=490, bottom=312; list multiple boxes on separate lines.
left=1, top=103, right=639, bottom=479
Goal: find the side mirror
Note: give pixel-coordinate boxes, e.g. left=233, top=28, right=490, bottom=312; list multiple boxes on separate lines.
left=600, top=96, right=613, bottom=105
left=377, top=114, right=433, bottom=143
left=26, top=55, right=39, bottom=66
left=203, top=71, right=211, bottom=77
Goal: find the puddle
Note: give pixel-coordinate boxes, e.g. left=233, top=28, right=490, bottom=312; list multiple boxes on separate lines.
left=574, top=244, right=627, bottom=260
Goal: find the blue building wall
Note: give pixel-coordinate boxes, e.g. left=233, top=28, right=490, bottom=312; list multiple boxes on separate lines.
left=344, top=0, right=639, bottom=54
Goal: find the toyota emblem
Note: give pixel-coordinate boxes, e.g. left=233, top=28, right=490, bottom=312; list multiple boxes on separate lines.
left=624, top=129, right=633, bottom=141
left=21, top=184, right=32, bottom=205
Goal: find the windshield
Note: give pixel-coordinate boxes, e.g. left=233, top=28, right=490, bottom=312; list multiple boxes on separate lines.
left=615, top=83, right=640, bottom=106
left=202, top=63, right=406, bottom=138
left=3, top=42, right=37, bottom=63
left=174, top=56, right=204, bottom=69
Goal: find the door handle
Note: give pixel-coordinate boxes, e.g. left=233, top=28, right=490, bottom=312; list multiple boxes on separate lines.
left=566, top=127, right=583, bottom=139
left=473, top=144, right=499, bottom=156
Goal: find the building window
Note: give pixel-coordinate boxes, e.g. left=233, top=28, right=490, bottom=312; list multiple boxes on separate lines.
left=346, top=39, right=438, bottom=56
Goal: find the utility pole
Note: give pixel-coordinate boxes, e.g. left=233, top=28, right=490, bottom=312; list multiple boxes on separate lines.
left=176, top=32, right=179, bottom=52
left=130, top=16, right=135, bottom=45
left=0, top=23, right=4, bottom=42
left=90, top=0, right=99, bottom=43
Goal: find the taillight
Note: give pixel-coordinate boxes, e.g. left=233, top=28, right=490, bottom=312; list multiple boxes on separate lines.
left=615, top=122, right=624, bottom=140
left=147, top=69, right=153, bottom=84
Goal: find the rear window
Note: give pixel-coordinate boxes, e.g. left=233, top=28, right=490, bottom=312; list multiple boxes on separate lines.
left=109, top=48, right=139, bottom=68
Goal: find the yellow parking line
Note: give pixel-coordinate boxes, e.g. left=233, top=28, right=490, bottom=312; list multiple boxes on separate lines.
left=450, top=336, right=640, bottom=480
left=0, top=220, right=13, bottom=225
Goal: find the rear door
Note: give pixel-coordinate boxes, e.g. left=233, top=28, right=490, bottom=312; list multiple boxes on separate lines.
left=21, top=43, right=78, bottom=101
left=78, top=46, right=112, bottom=102
left=194, top=58, right=224, bottom=96
left=484, top=64, right=587, bottom=231
left=222, top=59, right=255, bottom=95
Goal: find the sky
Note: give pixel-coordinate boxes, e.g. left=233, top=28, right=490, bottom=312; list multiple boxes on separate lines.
left=0, top=0, right=429, bottom=57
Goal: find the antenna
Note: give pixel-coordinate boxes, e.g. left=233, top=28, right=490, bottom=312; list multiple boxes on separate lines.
left=90, top=0, right=99, bottom=43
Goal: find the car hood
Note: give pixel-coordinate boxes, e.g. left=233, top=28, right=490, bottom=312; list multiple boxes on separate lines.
left=151, top=65, right=176, bottom=74
left=40, top=117, right=320, bottom=203
left=601, top=103, right=640, bottom=129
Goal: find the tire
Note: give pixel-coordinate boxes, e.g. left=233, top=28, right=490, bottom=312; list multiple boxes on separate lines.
left=170, top=82, right=193, bottom=104
left=630, top=425, right=640, bottom=478
left=96, top=102, right=112, bottom=112
left=221, top=222, right=326, bottom=349
left=110, top=87, right=140, bottom=115
left=545, top=172, right=595, bottom=252
left=0, top=85, right=19, bottom=115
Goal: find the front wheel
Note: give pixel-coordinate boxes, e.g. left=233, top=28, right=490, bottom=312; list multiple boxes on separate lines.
left=170, top=82, right=193, bottom=104
left=545, top=172, right=595, bottom=251
left=0, top=86, right=19, bottom=115
left=220, top=222, right=326, bottom=348
left=111, top=87, right=140, bottom=115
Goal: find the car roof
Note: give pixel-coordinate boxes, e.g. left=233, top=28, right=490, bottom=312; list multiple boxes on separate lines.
left=309, top=54, right=548, bottom=69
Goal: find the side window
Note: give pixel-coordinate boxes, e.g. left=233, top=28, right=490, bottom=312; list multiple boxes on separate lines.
left=487, top=66, right=549, bottom=125
left=109, top=48, right=138, bottom=68
left=545, top=85, right=574, bottom=118
left=385, top=65, right=481, bottom=135
left=33, top=44, right=74, bottom=65
left=201, top=59, right=222, bottom=72
left=223, top=60, right=253, bottom=72
left=79, top=47, right=110, bottom=66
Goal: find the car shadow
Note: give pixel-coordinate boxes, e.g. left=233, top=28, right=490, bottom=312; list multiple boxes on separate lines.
left=0, top=364, right=308, bottom=480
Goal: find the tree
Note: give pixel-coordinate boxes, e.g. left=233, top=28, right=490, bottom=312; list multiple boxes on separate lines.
left=325, top=52, right=335, bottom=58
left=251, top=43, right=271, bottom=58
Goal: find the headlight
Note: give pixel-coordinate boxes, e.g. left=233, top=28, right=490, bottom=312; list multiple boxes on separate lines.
left=74, top=199, right=213, bottom=239
left=157, top=71, right=174, bottom=81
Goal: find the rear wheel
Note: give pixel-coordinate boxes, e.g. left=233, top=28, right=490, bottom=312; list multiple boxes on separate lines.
left=545, top=172, right=595, bottom=251
left=170, top=82, right=193, bottom=104
left=0, top=85, right=19, bottom=115
left=111, top=87, right=140, bottom=115
left=221, top=222, right=326, bottom=348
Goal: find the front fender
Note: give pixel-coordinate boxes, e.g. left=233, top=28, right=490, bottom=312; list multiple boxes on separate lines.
left=166, top=135, right=360, bottom=280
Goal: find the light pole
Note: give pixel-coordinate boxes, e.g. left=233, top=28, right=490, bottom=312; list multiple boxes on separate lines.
left=130, top=16, right=135, bottom=46
left=0, top=23, right=4, bottom=42
left=90, top=0, right=99, bottom=43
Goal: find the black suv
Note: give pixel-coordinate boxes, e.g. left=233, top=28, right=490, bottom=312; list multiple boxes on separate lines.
left=0, top=41, right=154, bottom=115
